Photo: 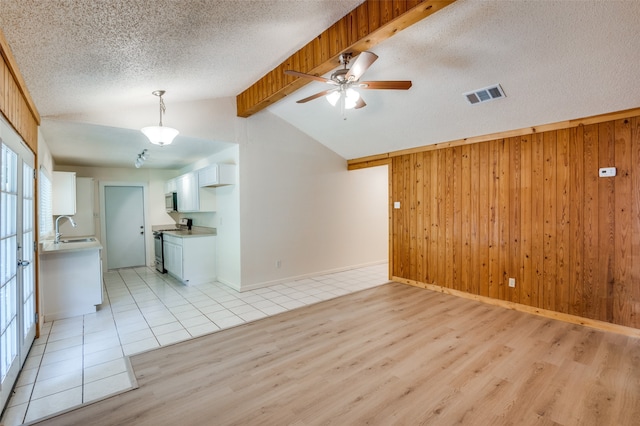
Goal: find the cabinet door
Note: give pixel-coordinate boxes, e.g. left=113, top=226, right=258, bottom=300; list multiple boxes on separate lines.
left=176, top=173, right=199, bottom=212
left=198, top=164, right=218, bottom=187
left=165, top=178, right=177, bottom=194
left=52, top=171, right=76, bottom=215
left=163, top=241, right=183, bottom=279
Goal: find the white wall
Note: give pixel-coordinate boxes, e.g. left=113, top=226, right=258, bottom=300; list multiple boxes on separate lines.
left=239, top=110, right=388, bottom=290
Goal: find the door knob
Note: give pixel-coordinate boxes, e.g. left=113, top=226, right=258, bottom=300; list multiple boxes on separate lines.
left=18, top=260, right=30, bottom=267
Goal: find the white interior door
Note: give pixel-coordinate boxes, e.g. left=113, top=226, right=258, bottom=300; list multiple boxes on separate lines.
left=104, top=186, right=146, bottom=269
left=1, top=127, right=36, bottom=411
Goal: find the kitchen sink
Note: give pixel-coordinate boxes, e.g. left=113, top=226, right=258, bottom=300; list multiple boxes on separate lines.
left=60, top=237, right=96, bottom=243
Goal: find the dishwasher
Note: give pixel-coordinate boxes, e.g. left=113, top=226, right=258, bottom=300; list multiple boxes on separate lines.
left=153, top=231, right=165, bottom=273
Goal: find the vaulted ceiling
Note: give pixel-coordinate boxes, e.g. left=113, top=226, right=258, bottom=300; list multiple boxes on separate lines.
left=1, top=0, right=640, bottom=169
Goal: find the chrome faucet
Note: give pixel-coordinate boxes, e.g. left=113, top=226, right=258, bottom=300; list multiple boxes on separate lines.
left=55, top=215, right=77, bottom=243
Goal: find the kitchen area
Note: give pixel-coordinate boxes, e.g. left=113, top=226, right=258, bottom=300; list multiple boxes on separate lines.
left=39, top=159, right=238, bottom=324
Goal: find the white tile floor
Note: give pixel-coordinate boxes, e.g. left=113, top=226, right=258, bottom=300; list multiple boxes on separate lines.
left=0, top=263, right=389, bottom=425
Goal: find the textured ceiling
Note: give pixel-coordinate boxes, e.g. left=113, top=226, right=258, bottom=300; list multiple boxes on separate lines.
left=2, top=0, right=640, bottom=169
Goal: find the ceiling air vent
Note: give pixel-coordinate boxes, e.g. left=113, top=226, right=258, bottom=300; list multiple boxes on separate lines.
left=463, top=84, right=506, bottom=105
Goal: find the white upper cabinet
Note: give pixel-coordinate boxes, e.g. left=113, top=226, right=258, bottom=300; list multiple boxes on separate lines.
left=198, top=164, right=236, bottom=187
left=52, top=171, right=76, bottom=215
left=176, top=172, right=199, bottom=212
left=165, top=178, right=177, bottom=194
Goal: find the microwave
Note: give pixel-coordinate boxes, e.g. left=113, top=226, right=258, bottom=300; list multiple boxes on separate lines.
left=165, top=192, right=178, bottom=212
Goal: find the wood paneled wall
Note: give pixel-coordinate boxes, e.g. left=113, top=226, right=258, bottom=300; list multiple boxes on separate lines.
left=391, top=115, right=640, bottom=329
left=0, top=28, right=39, bottom=152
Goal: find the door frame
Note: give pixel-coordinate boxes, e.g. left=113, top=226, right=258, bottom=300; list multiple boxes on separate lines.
left=0, top=119, right=37, bottom=411
left=98, top=181, right=151, bottom=271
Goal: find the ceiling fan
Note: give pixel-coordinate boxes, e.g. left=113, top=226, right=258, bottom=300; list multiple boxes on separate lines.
left=284, top=51, right=412, bottom=112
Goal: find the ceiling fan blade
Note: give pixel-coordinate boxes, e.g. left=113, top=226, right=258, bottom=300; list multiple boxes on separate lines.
left=345, top=51, right=378, bottom=81
left=296, top=88, right=337, bottom=103
left=360, top=81, right=413, bottom=90
left=354, top=97, right=366, bottom=109
left=284, top=70, right=333, bottom=84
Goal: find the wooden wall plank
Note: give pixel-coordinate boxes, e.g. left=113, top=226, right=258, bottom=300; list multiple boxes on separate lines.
left=487, top=139, right=500, bottom=299
left=421, top=152, right=431, bottom=283
left=469, top=144, right=480, bottom=296
left=569, top=126, right=584, bottom=316
left=542, top=131, right=557, bottom=311
left=429, top=151, right=439, bottom=285
left=0, top=59, right=5, bottom=113
left=478, top=142, right=489, bottom=297
left=530, top=133, right=544, bottom=307
left=555, top=129, right=570, bottom=314
left=613, top=118, right=632, bottom=326
left=598, top=121, right=615, bottom=323
left=409, top=153, right=419, bottom=280
left=630, top=117, right=640, bottom=329
left=436, top=150, right=446, bottom=287
left=498, top=139, right=510, bottom=301
left=460, top=145, right=472, bottom=294
left=452, top=146, right=462, bottom=291
left=519, top=135, right=532, bottom=306
left=582, top=124, right=599, bottom=319
left=509, top=137, right=521, bottom=304
left=444, top=148, right=454, bottom=288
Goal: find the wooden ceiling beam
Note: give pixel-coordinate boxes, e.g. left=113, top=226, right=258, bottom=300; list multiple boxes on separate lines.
left=236, top=0, right=456, bottom=118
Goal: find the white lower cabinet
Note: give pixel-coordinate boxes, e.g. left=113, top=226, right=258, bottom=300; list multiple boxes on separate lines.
left=40, top=246, right=103, bottom=321
left=163, top=234, right=215, bottom=285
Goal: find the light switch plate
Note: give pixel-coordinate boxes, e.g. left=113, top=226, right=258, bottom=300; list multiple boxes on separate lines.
left=393, top=201, right=401, bottom=209
left=599, top=167, right=616, bottom=177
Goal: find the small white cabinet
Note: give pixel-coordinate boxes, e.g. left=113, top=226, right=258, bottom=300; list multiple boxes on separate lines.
left=163, top=234, right=215, bottom=285
left=176, top=172, right=199, bottom=212
left=175, top=172, right=216, bottom=212
left=164, top=178, right=177, bottom=194
left=52, top=171, right=76, bottom=215
left=58, top=177, right=94, bottom=237
left=198, top=164, right=236, bottom=187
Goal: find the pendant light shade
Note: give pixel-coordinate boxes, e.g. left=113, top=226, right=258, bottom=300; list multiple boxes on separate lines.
left=141, top=90, right=179, bottom=146
left=141, top=125, right=179, bottom=146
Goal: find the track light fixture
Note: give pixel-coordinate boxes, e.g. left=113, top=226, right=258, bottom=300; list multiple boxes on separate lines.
left=134, top=149, right=149, bottom=168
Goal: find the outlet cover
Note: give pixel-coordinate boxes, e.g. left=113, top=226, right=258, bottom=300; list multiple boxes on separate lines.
left=508, top=278, right=516, bottom=288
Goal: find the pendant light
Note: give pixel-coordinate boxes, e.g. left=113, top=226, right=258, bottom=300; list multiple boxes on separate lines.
left=141, top=90, right=179, bottom=146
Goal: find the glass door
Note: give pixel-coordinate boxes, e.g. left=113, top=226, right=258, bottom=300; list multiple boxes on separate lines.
left=0, top=121, right=36, bottom=410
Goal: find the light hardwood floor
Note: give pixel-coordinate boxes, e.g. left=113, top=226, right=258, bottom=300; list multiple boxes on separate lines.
left=31, top=283, right=640, bottom=425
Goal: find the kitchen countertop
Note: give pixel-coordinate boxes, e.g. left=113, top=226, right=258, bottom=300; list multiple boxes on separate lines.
left=41, top=237, right=103, bottom=254
left=163, top=227, right=216, bottom=238
left=153, top=224, right=216, bottom=237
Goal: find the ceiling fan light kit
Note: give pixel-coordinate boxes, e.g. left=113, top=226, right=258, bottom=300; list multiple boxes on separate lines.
left=141, top=90, right=179, bottom=146
left=284, top=51, right=412, bottom=114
